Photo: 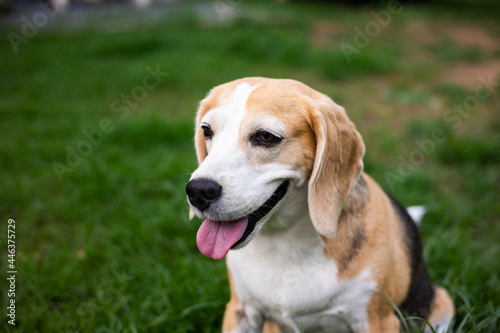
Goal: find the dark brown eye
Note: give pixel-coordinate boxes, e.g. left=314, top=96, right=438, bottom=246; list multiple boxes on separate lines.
left=201, top=125, right=213, bottom=140
left=250, top=130, right=282, bottom=147
left=259, top=131, right=275, bottom=143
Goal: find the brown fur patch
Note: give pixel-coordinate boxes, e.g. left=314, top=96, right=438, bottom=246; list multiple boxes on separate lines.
left=338, top=226, right=367, bottom=271
left=262, top=321, right=283, bottom=333
left=335, top=176, right=370, bottom=271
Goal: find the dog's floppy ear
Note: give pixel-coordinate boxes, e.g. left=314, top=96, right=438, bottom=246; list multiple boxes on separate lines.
left=307, top=97, right=365, bottom=238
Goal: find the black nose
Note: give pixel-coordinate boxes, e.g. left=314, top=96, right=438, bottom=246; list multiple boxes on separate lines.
left=186, top=179, right=222, bottom=211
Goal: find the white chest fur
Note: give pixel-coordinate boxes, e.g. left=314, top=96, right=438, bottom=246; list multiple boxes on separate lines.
left=226, top=214, right=377, bottom=333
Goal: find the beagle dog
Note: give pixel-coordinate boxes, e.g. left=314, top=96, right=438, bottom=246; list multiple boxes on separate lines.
left=186, top=77, right=454, bottom=333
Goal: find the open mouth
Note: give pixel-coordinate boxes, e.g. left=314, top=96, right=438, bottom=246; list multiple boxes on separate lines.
left=232, top=180, right=289, bottom=248
left=196, top=180, right=289, bottom=260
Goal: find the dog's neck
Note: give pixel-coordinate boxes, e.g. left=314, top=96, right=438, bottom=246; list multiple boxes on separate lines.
left=256, top=175, right=369, bottom=249
left=259, top=182, right=310, bottom=233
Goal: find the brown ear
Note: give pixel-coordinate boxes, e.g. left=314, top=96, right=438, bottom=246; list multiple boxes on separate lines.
left=194, top=102, right=208, bottom=165
left=189, top=100, right=210, bottom=219
left=307, top=97, right=365, bottom=238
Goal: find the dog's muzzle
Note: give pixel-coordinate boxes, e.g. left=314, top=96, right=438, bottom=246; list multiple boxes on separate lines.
left=187, top=180, right=289, bottom=260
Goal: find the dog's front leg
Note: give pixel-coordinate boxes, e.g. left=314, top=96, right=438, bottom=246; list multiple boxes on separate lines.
left=223, top=270, right=266, bottom=333
left=223, top=301, right=264, bottom=333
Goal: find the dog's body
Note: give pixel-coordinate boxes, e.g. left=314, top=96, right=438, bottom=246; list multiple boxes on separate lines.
left=186, top=78, right=454, bottom=333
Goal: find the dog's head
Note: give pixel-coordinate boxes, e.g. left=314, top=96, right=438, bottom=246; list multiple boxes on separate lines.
left=186, top=77, right=365, bottom=259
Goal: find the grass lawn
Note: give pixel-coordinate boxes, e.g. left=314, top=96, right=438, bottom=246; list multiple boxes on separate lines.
left=1, top=1, right=499, bottom=332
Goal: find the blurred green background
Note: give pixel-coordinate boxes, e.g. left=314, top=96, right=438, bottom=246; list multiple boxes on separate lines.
left=1, top=0, right=499, bottom=332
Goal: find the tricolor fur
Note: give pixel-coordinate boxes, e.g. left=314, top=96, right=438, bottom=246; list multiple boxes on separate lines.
left=186, top=77, right=454, bottom=333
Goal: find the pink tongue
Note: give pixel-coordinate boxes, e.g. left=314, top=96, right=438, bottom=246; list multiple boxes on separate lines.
left=196, top=217, right=248, bottom=260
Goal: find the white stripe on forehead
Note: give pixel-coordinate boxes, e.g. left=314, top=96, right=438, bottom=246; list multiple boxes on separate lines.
left=201, top=82, right=257, bottom=129
left=201, top=83, right=258, bottom=159
left=194, top=82, right=259, bottom=190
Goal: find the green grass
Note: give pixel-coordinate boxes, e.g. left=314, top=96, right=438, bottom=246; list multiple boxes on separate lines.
left=1, top=1, right=499, bottom=332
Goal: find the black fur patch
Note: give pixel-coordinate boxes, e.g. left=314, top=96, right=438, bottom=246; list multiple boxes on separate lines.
left=338, top=176, right=369, bottom=270
left=339, top=227, right=366, bottom=270
left=387, top=194, right=435, bottom=319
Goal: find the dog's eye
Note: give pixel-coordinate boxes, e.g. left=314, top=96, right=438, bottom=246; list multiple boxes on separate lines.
left=259, top=131, right=275, bottom=142
left=201, top=125, right=213, bottom=140
left=251, top=130, right=282, bottom=147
